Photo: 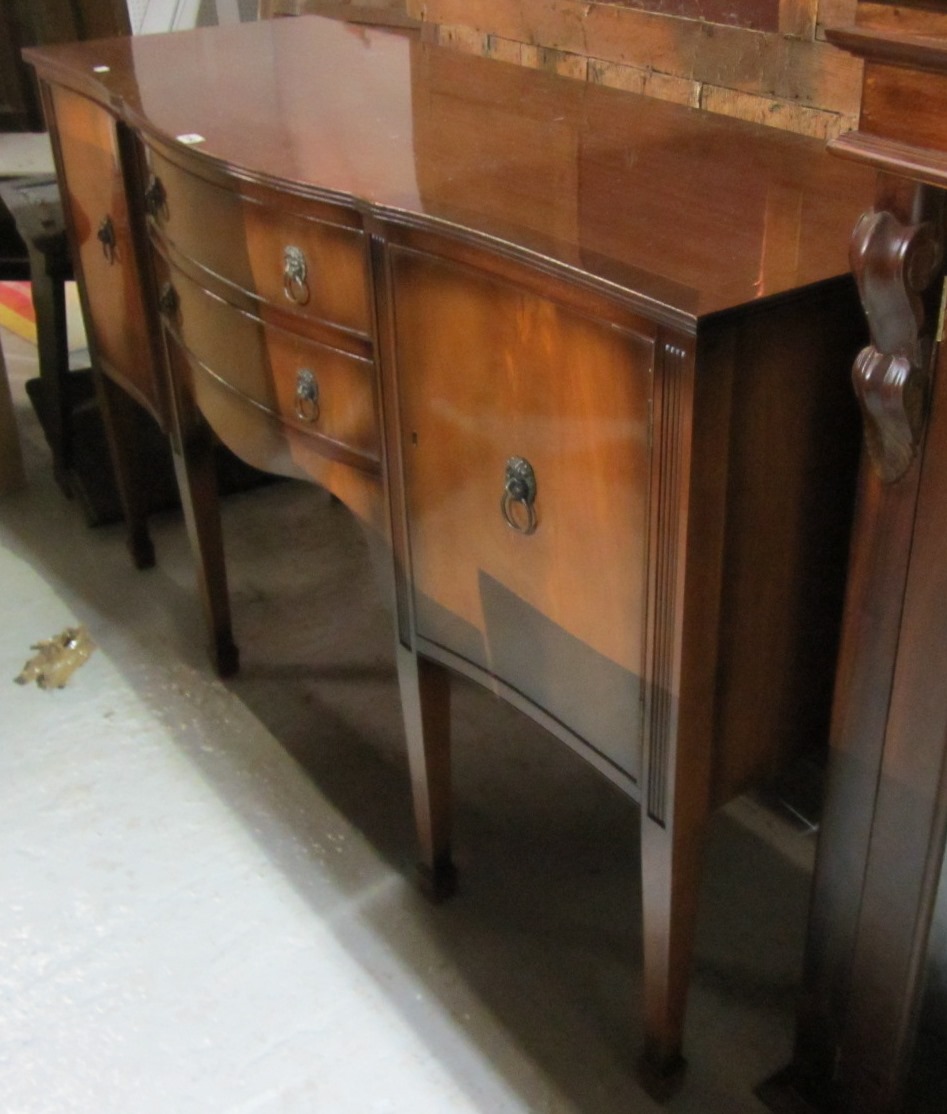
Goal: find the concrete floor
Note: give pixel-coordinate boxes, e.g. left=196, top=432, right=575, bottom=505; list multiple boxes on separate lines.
left=1, top=322, right=816, bottom=1112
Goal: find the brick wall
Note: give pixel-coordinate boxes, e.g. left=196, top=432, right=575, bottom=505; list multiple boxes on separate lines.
left=407, top=0, right=864, bottom=138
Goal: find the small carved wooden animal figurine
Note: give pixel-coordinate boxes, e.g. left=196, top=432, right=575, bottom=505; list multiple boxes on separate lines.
left=15, top=626, right=96, bottom=689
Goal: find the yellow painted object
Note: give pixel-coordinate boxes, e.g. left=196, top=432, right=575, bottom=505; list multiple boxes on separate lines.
left=0, top=281, right=37, bottom=344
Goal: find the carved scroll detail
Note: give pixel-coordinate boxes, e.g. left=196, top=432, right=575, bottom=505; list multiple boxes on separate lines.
left=850, top=207, right=944, bottom=483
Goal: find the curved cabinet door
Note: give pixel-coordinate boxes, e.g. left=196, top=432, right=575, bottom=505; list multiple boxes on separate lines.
left=390, top=244, right=654, bottom=782
left=49, top=85, right=161, bottom=421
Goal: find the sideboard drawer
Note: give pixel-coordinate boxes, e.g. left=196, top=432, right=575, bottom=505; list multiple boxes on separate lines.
left=156, top=259, right=379, bottom=470
left=391, top=245, right=655, bottom=780
left=144, top=149, right=371, bottom=338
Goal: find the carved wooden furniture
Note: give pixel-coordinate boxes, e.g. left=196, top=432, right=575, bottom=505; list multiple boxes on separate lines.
left=0, top=175, right=81, bottom=490
left=761, top=14, right=947, bottom=1114
left=26, top=16, right=876, bottom=1090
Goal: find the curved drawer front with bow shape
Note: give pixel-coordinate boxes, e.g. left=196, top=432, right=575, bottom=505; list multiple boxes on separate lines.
left=389, top=240, right=655, bottom=782
left=143, top=148, right=372, bottom=339
left=153, top=252, right=379, bottom=472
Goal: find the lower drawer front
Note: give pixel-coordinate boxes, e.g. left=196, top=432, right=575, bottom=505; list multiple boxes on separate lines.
left=158, top=259, right=379, bottom=469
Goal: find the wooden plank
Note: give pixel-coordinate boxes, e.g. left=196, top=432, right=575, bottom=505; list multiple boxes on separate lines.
left=484, top=33, right=524, bottom=64
left=588, top=57, right=650, bottom=94
left=643, top=67, right=702, bottom=105
left=700, top=83, right=844, bottom=137
left=585, top=4, right=706, bottom=77
left=817, top=0, right=857, bottom=38
left=855, top=3, right=947, bottom=37
left=434, top=22, right=484, bottom=54
left=424, top=23, right=847, bottom=155
left=527, top=44, right=589, bottom=79
left=774, top=35, right=864, bottom=114
left=779, top=0, right=818, bottom=39
left=603, top=0, right=780, bottom=33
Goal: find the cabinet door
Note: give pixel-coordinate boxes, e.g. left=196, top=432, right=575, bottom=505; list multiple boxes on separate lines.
left=390, top=246, right=654, bottom=782
left=49, top=84, right=161, bottom=420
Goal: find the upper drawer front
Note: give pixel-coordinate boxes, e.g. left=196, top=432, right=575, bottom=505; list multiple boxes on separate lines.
left=144, top=149, right=371, bottom=337
left=49, top=86, right=163, bottom=420
left=156, top=256, right=379, bottom=469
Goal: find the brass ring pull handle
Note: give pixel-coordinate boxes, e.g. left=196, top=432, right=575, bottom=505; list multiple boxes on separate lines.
left=144, top=176, right=167, bottom=219
left=283, top=245, right=310, bottom=306
left=97, top=215, right=116, bottom=264
left=158, top=282, right=179, bottom=318
left=294, top=368, right=320, bottom=422
left=501, top=456, right=538, bottom=535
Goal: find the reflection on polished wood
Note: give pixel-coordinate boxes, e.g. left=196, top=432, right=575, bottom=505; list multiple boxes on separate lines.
left=27, top=16, right=875, bottom=1093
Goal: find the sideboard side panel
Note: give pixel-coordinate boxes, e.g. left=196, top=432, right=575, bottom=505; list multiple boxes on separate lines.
left=711, top=282, right=865, bottom=804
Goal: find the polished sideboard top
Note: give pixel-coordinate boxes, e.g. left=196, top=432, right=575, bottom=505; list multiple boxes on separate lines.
left=26, top=15, right=875, bottom=328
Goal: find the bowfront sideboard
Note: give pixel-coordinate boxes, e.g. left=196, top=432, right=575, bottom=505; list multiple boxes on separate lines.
left=26, top=17, right=875, bottom=1091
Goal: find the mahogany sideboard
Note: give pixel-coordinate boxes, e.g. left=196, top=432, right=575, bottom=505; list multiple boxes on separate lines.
left=25, top=16, right=875, bottom=1091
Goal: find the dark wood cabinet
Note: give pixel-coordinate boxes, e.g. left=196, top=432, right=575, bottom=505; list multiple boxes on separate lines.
left=760, top=13, right=947, bottom=1114
left=0, top=0, right=130, bottom=131
left=0, top=6, right=39, bottom=131
left=26, top=16, right=876, bottom=1092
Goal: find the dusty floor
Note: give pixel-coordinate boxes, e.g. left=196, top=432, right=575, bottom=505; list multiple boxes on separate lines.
left=1, top=321, right=816, bottom=1112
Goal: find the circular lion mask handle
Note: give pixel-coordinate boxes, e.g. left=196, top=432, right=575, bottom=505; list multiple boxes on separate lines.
left=294, top=368, right=320, bottom=423
left=283, top=245, right=310, bottom=306
left=501, top=456, right=538, bottom=535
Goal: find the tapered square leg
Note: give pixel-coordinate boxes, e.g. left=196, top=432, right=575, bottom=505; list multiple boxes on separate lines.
left=396, top=648, right=456, bottom=900
left=94, top=370, right=155, bottom=570
left=170, top=420, right=238, bottom=678
left=637, top=809, right=706, bottom=1100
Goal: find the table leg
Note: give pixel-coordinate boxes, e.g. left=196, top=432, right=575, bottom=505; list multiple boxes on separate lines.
left=170, top=415, right=239, bottom=678
left=93, top=370, right=155, bottom=568
left=397, top=648, right=456, bottom=900
left=0, top=340, right=26, bottom=494
left=638, top=808, right=707, bottom=1098
left=26, top=240, right=72, bottom=493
